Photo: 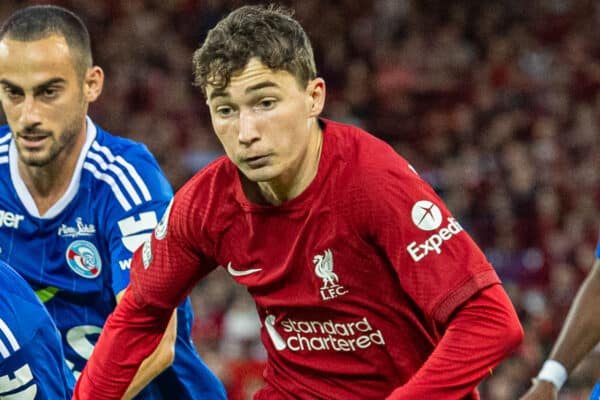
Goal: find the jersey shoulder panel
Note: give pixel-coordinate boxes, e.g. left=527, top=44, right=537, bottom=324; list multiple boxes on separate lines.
left=166, top=155, right=233, bottom=257
left=323, top=119, right=422, bottom=212
left=325, top=119, right=415, bottom=175
left=83, top=125, right=173, bottom=213
left=178, top=155, right=233, bottom=201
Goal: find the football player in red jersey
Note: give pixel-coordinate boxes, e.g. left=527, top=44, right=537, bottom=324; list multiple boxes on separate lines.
left=74, top=5, right=523, bottom=399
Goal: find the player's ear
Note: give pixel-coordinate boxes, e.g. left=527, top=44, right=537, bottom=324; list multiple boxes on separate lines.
left=306, top=78, right=325, bottom=117
left=83, top=66, right=104, bottom=103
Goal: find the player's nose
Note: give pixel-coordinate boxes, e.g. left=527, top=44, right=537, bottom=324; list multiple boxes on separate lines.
left=18, top=96, right=43, bottom=127
left=238, top=109, right=260, bottom=145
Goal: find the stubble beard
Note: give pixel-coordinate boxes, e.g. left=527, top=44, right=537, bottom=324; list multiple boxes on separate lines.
left=18, top=121, right=81, bottom=167
left=17, top=103, right=85, bottom=168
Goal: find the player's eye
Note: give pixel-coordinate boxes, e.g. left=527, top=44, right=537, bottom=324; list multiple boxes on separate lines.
left=2, top=87, right=23, bottom=100
left=257, top=98, right=276, bottom=110
left=41, top=87, right=60, bottom=99
left=215, top=105, right=234, bottom=117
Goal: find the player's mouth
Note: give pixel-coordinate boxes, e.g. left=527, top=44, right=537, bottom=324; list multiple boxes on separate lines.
left=17, top=132, right=51, bottom=149
left=243, top=154, right=270, bottom=168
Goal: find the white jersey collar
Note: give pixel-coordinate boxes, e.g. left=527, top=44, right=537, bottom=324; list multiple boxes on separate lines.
left=9, top=116, right=97, bottom=219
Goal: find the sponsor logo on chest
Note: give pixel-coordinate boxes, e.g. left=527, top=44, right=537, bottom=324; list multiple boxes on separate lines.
left=58, top=217, right=96, bottom=238
left=0, top=209, right=24, bottom=229
left=264, top=314, right=386, bottom=353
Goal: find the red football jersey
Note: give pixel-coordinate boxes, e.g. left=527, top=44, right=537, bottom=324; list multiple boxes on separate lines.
left=127, top=119, right=501, bottom=399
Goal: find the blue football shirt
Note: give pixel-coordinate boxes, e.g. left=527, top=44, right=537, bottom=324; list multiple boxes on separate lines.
left=0, top=118, right=225, bottom=399
left=0, top=259, right=75, bottom=399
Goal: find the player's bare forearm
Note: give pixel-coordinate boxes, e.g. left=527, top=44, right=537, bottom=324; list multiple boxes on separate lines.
left=386, top=284, right=523, bottom=399
left=546, top=259, right=600, bottom=371
left=121, top=310, right=177, bottom=400
left=519, top=379, right=557, bottom=400
left=519, top=261, right=600, bottom=400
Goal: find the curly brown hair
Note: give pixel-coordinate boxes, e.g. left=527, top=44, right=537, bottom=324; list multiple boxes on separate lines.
left=192, top=4, right=317, bottom=96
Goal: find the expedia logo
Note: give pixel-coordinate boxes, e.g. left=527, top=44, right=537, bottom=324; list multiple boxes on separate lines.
left=407, top=217, right=464, bottom=262
left=411, top=200, right=443, bottom=231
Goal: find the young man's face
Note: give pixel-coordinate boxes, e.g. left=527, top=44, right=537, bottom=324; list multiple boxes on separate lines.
left=206, top=58, right=324, bottom=188
left=0, top=35, right=94, bottom=167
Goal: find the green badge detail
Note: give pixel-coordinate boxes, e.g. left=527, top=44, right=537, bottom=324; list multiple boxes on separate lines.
left=35, top=286, right=60, bottom=303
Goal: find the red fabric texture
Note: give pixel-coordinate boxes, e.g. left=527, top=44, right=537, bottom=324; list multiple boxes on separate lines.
left=385, top=284, right=523, bottom=399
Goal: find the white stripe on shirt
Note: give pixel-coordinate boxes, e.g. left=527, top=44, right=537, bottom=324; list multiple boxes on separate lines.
left=0, top=318, right=20, bottom=357
left=86, top=151, right=142, bottom=206
left=83, top=162, right=132, bottom=211
left=91, top=142, right=152, bottom=202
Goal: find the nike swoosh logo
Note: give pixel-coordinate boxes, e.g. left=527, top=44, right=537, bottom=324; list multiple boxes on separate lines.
left=226, top=262, right=262, bottom=277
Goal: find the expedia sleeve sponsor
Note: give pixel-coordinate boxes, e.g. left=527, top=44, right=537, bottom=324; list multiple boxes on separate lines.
left=406, top=217, right=464, bottom=262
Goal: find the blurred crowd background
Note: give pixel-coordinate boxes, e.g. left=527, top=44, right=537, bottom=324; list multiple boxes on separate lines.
left=2, top=0, right=600, bottom=399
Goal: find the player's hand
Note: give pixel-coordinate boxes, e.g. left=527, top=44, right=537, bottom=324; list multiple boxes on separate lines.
left=519, top=379, right=557, bottom=400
